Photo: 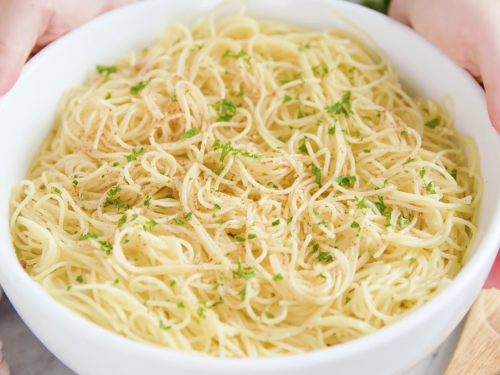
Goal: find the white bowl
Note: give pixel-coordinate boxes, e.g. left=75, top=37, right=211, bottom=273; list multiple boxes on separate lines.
left=1, top=1, right=500, bottom=374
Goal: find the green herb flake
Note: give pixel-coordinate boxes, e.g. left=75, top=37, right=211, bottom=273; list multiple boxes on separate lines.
left=272, top=219, right=280, bottom=226
left=238, top=285, right=246, bottom=301
left=215, top=99, right=238, bottom=122
left=451, top=169, right=457, bottom=180
left=159, top=320, right=171, bottom=330
left=426, top=181, right=436, bottom=194
left=363, top=149, right=371, bottom=153
left=76, top=275, right=83, bottom=283
left=273, top=274, right=283, bottom=281
left=425, top=118, right=438, bottom=129
left=248, top=234, right=257, bottom=239
left=173, top=219, right=184, bottom=225
left=124, top=148, right=145, bottom=162
left=179, top=127, right=199, bottom=139
left=277, top=136, right=286, bottom=143
left=325, top=91, right=352, bottom=117
left=336, top=175, right=357, bottom=188
left=130, top=81, right=148, bottom=95
left=419, top=168, right=426, bottom=178
left=265, top=311, right=275, bottom=319
left=316, top=251, right=333, bottom=263
left=117, top=215, right=127, bottom=228
left=77, top=232, right=99, bottom=241
left=96, top=65, right=117, bottom=77
left=267, top=182, right=278, bottom=189
left=403, top=158, right=415, bottom=165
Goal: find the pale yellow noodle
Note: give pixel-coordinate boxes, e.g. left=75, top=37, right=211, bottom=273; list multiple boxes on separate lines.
left=9, top=4, right=480, bottom=358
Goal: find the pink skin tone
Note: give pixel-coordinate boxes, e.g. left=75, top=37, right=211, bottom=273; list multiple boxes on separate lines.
left=0, top=0, right=499, bottom=364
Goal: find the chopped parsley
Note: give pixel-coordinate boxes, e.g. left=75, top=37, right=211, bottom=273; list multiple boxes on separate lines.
left=179, top=127, right=199, bottom=139
left=316, top=251, right=333, bottom=263
left=170, top=280, right=176, bottom=287
left=363, top=149, right=371, bottom=153
left=298, top=141, right=308, bottom=154
left=173, top=219, right=184, bottom=225
left=328, top=126, right=336, bottom=135
left=235, top=236, right=245, bottom=242
left=325, top=91, right=352, bottom=117
left=77, top=232, right=99, bottom=241
left=222, top=49, right=248, bottom=59
left=265, top=311, right=275, bottom=319
left=105, top=92, right=111, bottom=100
left=312, top=65, right=328, bottom=77
left=374, top=196, right=389, bottom=215
left=277, top=136, right=286, bottom=143
left=272, top=219, right=280, bottom=226
left=313, top=220, right=330, bottom=227
left=130, top=81, right=148, bottom=95
left=403, top=158, right=415, bottom=165
left=52, top=187, right=62, bottom=194
left=312, top=243, right=319, bottom=252
left=298, top=43, right=311, bottom=51
left=336, top=175, right=356, bottom=188
left=96, top=65, right=117, bottom=78
left=212, top=164, right=225, bottom=174
left=124, top=148, right=145, bottom=162
left=397, top=216, right=410, bottom=228
left=215, top=99, right=238, bottom=122
left=184, top=212, right=192, bottom=221
left=419, top=168, right=426, bottom=178
left=425, top=118, right=438, bottom=129
left=248, top=234, right=257, bottom=239
left=144, top=195, right=151, bottom=207
left=283, top=94, right=292, bottom=103
left=76, top=275, right=83, bottom=283
left=214, top=204, right=221, bottom=210
left=117, top=215, right=127, bottom=228
left=146, top=219, right=158, bottom=231
left=356, top=197, right=370, bottom=209
left=346, top=297, right=351, bottom=304
left=273, top=274, right=283, bottom=281
left=306, top=163, right=322, bottom=188
left=451, top=169, right=457, bottom=180
left=238, top=285, right=246, bottom=301
left=285, top=217, right=293, bottom=223
left=267, top=182, right=278, bottom=189
left=426, top=181, right=436, bottom=194
left=233, top=259, right=256, bottom=279
left=159, top=321, right=171, bottom=330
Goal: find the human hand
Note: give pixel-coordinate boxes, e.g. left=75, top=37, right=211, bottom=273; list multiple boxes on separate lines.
left=389, top=0, right=500, bottom=289
left=0, top=0, right=134, bottom=96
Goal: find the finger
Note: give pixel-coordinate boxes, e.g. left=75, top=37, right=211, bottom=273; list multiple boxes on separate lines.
left=388, top=0, right=413, bottom=26
left=0, top=0, right=43, bottom=96
left=35, top=0, right=135, bottom=51
left=484, top=249, right=500, bottom=289
left=478, top=20, right=500, bottom=135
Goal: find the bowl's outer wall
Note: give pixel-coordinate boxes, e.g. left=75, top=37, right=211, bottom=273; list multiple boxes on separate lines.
left=1, top=1, right=500, bottom=375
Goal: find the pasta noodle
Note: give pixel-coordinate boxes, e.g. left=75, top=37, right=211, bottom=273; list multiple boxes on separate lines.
left=9, top=3, right=481, bottom=358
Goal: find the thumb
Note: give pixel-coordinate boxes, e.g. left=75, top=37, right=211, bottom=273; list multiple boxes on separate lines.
left=0, top=0, right=42, bottom=96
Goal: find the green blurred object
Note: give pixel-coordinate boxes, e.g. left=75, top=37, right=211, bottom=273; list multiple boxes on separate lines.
left=360, top=0, right=391, bottom=14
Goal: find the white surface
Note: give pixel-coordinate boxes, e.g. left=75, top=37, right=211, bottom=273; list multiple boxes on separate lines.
left=0, top=1, right=498, bottom=375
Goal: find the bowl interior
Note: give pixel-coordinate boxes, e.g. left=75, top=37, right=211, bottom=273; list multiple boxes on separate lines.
left=1, top=1, right=500, bottom=374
